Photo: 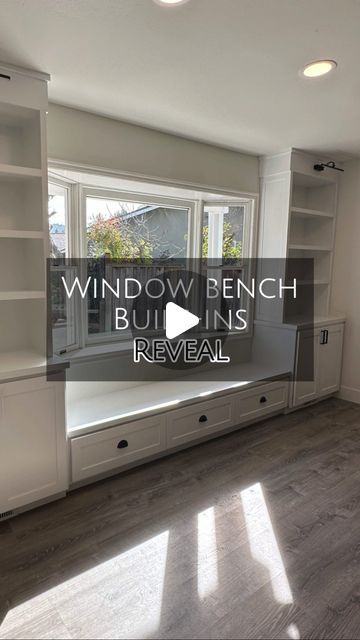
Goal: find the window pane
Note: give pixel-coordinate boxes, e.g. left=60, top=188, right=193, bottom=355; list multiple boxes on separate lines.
left=202, top=205, right=247, bottom=327
left=50, top=266, right=77, bottom=353
left=203, top=205, right=245, bottom=260
left=48, top=184, right=68, bottom=258
left=86, top=197, right=188, bottom=260
left=85, top=197, right=189, bottom=338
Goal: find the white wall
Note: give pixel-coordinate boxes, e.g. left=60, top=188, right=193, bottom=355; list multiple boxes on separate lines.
left=47, top=104, right=259, bottom=194
left=331, top=159, right=360, bottom=403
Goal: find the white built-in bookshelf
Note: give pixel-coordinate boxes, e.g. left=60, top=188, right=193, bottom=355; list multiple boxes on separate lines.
left=287, top=168, right=337, bottom=319
left=0, top=63, right=50, bottom=378
left=257, top=150, right=340, bottom=324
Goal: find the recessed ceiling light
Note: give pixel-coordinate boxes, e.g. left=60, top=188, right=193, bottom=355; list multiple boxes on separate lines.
left=302, top=60, right=337, bottom=78
left=154, top=0, right=189, bottom=5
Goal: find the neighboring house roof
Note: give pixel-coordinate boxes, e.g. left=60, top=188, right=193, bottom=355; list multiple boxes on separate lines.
left=91, top=204, right=190, bottom=227
left=118, top=204, right=162, bottom=221
left=51, top=232, right=66, bottom=254
left=96, top=205, right=164, bottom=228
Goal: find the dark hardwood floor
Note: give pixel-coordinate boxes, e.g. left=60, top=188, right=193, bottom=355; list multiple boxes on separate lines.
left=1, top=398, right=360, bottom=639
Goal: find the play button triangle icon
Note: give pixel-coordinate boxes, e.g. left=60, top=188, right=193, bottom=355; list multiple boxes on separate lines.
left=165, top=302, right=200, bottom=340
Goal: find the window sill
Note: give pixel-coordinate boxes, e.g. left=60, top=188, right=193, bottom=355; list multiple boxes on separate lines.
left=59, top=331, right=252, bottom=364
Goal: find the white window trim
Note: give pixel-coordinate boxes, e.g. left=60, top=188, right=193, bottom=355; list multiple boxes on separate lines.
left=50, top=264, right=80, bottom=353
left=48, top=177, right=71, bottom=257
left=48, top=166, right=259, bottom=354
left=79, top=185, right=198, bottom=258
left=202, top=199, right=256, bottom=336
left=48, top=177, right=80, bottom=352
left=80, top=185, right=198, bottom=346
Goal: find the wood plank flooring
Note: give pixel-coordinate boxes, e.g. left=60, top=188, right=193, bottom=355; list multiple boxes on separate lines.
left=1, top=398, right=360, bottom=639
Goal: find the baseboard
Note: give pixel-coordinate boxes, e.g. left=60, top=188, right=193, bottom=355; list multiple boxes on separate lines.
left=337, top=385, right=360, bottom=404
left=1, top=492, right=67, bottom=521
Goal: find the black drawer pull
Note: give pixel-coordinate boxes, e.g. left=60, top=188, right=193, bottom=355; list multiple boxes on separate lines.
left=199, top=414, right=208, bottom=423
left=260, top=396, right=267, bottom=404
left=117, top=439, right=129, bottom=449
left=0, top=73, right=11, bottom=81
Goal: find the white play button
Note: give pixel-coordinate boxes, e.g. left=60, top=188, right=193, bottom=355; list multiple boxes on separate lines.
left=165, top=302, right=200, bottom=340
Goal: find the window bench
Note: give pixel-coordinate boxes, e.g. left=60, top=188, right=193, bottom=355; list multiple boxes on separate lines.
left=67, top=362, right=290, bottom=485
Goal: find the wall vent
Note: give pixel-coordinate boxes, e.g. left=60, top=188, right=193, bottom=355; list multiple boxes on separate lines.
left=0, top=510, right=14, bottom=520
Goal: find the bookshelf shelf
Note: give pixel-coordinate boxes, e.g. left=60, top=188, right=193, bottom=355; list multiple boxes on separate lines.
left=0, top=163, right=42, bottom=180
left=291, top=206, right=334, bottom=219
left=0, top=229, right=44, bottom=239
left=289, top=244, right=332, bottom=252
left=0, top=290, right=45, bottom=301
left=297, top=279, right=329, bottom=286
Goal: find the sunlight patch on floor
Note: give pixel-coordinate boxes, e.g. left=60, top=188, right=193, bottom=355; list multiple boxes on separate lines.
left=241, top=482, right=293, bottom=604
left=197, top=506, right=219, bottom=600
left=287, top=623, right=301, bottom=639
left=0, top=530, right=169, bottom=640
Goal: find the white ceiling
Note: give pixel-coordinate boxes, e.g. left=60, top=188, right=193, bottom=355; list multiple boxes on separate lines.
left=0, top=0, right=359, bottom=158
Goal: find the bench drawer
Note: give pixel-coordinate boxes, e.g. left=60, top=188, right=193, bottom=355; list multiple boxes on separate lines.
left=235, top=382, right=288, bottom=424
left=71, top=415, right=166, bottom=482
left=167, top=395, right=234, bottom=447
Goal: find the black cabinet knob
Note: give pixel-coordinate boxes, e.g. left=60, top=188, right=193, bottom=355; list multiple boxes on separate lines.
left=260, top=396, right=267, bottom=404
left=199, top=415, right=208, bottom=423
left=117, top=440, right=129, bottom=449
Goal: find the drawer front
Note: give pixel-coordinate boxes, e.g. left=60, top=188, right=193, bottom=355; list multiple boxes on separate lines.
left=71, top=415, right=166, bottom=482
left=167, top=396, right=234, bottom=447
left=235, top=382, right=288, bottom=424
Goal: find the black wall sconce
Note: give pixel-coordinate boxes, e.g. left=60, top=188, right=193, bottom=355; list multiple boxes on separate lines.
left=314, top=161, right=344, bottom=173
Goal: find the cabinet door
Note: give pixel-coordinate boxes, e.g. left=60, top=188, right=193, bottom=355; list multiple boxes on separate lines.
left=292, top=329, right=319, bottom=407
left=0, top=377, right=67, bottom=514
left=318, top=324, right=344, bottom=397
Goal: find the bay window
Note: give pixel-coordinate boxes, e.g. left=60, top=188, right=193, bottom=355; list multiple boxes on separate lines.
left=48, top=172, right=256, bottom=354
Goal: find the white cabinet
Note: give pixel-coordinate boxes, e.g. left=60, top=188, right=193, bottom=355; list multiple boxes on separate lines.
left=318, top=323, right=344, bottom=397
left=292, top=322, right=344, bottom=407
left=0, top=377, right=67, bottom=514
